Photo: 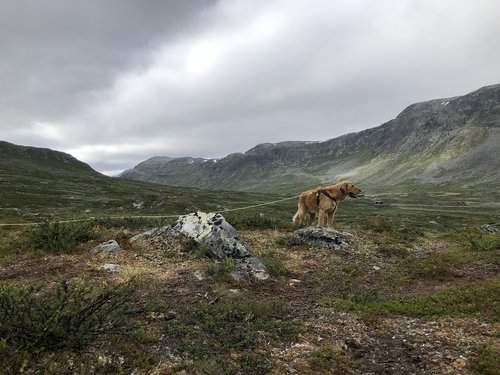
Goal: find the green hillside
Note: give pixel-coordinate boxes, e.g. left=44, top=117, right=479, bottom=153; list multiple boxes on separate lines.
left=0, top=141, right=291, bottom=223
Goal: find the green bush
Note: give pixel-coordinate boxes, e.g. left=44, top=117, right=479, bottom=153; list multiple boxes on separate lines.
left=469, top=345, right=500, bottom=375
left=90, top=216, right=172, bottom=230
left=308, top=345, right=357, bottom=372
left=203, top=257, right=235, bottom=282
left=28, top=221, right=95, bottom=252
left=464, top=234, right=500, bottom=252
left=260, top=251, right=291, bottom=277
left=0, top=280, right=134, bottom=355
left=366, top=216, right=394, bottom=232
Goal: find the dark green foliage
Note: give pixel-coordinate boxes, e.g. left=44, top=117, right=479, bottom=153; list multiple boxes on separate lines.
left=90, top=216, right=173, bottom=230
left=308, top=345, right=357, bottom=372
left=463, top=234, right=500, bottom=252
left=225, top=214, right=293, bottom=230
left=260, top=251, right=291, bottom=277
left=28, top=221, right=95, bottom=252
left=0, top=280, right=134, bottom=354
left=323, top=280, right=499, bottom=321
left=469, top=346, right=500, bottom=375
left=275, top=233, right=303, bottom=247
left=202, top=258, right=235, bottom=282
left=164, top=299, right=297, bottom=374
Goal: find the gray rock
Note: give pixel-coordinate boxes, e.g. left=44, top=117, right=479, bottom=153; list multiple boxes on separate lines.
left=130, top=226, right=170, bottom=242
left=480, top=224, right=499, bottom=233
left=92, top=240, right=122, bottom=253
left=294, top=227, right=352, bottom=250
left=169, top=211, right=252, bottom=260
left=169, top=211, right=268, bottom=280
left=103, top=263, right=121, bottom=272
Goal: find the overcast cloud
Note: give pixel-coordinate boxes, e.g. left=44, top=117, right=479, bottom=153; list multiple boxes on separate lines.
left=1, top=0, right=499, bottom=175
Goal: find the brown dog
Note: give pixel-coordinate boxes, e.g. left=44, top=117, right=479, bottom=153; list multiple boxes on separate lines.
left=293, top=181, right=361, bottom=227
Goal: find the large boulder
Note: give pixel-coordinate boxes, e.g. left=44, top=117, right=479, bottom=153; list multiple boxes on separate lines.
left=135, top=211, right=269, bottom=280
left=169, top=211, right=252, bottom=260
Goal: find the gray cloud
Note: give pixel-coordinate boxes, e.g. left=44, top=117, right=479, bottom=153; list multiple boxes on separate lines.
left=1, top=0, right=500, bottom=175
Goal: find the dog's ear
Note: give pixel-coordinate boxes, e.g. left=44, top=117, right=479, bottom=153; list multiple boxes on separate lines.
left=340, top=182, right=348, bottom=195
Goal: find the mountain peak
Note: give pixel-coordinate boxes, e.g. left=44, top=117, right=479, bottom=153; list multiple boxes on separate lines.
left=120, top=84, right=500, bottom=192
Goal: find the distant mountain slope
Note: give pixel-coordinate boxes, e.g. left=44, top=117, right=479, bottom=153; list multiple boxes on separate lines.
left=0, top=141, right=100, bottom=176
left=0, top=141, right=286, bottom=222
left=120, top=84, right=500, bottom=193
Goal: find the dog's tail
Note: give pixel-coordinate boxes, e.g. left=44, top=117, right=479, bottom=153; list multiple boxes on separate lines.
left=292, top=194, right=306, bottom=225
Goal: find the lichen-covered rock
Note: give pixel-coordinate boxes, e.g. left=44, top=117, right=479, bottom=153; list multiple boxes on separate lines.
left=130, top=226, right=170, bottom=242
left=294, top=227, right=352, bottom=250
left=134, top=211, right=269, bottom=280
left=480, top=224, right=499, bottom=233
left=169, top=211, right=252, bottom=260
left=102, top=263, right=122, bottom=272
left=92, top=240, right=122, bottom=253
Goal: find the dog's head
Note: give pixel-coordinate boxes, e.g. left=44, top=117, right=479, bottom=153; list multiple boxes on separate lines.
left=340, top=181, right=361, bottom=199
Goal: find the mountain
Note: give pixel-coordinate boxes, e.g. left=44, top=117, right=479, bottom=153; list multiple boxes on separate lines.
left=0, top=141, right=288, bottom=222
left=120, top=84, right=500, bottom=193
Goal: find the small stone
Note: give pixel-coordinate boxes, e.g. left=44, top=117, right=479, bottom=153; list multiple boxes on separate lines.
left=103, top=263, right=121, bottom=272
left=92, top=240, right=122, bottom=253
left=194, top=270, right=205, bottom=281
left=452, top=358, right=466, bottom=369
left=480, top=224, right=499, bottom=233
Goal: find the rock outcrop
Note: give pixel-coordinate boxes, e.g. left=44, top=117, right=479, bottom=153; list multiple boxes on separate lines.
left=294, top=227, right=352, bottom=251
left=92, top=240, right=122, bottom=253
left=133, top=211, right=269, bottom=280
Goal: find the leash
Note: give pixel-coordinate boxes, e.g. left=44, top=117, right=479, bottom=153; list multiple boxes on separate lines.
left=0, top=195, right=300, bottom=227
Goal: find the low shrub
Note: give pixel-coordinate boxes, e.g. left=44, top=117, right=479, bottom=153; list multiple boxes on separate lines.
left=469, top=345, right=500, bottom=375
left=308, top=345, right=357, bottom=372
left=203, top=257, right=236, bottom=282
left=260, top=251, right=291, bottom=277
left=28, top=221, right=95, bottom=252
left=275, top=233, right=303, bottom=247
left=366, top=216, right=394, bottom=232
left=164, top=299, right=297, bottom=374
left=0, top=279, right=134, bottom=355
left=323, top=280, right=499, bottom=321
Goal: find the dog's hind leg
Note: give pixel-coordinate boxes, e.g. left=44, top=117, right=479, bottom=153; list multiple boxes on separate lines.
left=293, top=209, right=306, bottom=225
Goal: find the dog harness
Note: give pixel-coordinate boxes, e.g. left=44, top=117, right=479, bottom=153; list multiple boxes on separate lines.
left=316, top=189, right=337, bottom=207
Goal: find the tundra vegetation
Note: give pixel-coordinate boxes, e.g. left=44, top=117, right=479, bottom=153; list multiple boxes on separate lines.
left=0, top=190, right=498, bottom=374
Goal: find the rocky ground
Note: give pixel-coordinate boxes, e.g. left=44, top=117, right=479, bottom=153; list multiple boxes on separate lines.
left=0, top=215, right=498, bottom=374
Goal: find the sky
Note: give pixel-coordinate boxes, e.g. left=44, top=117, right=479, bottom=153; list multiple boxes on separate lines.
left=1, top=0, right=500, bottom=175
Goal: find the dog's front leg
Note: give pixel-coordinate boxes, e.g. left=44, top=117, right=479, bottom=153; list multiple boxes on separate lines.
left=328, top=205, right=338, bottom=227
left=317, top=210, right=325, bottom=227
left=327, top=212, right=334, bottom=227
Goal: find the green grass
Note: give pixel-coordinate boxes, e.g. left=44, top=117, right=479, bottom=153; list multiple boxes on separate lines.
left=259, top=251, right=291, bottom=277
left=308, top=345, right=359, bottom=373
left=469, top=345, right=500, bottom=375
left=322, top=280, right=500, bottom=321
left=164, top=299, right=298, bottom=374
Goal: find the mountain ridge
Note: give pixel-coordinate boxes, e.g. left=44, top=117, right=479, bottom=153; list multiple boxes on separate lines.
left=120, top=84, right=500, bottom=193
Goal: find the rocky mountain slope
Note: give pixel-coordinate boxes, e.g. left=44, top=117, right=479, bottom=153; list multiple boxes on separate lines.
left=120, top=84, right=500, bottom=193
